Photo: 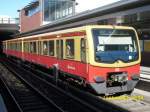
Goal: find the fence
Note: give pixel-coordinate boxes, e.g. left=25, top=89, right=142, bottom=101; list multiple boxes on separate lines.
left=0, top=18, right=19, bottom=24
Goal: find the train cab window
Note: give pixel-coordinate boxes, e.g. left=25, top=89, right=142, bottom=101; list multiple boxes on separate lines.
left=66, top=39, right=74, bottom=59
left=43, top=41, right=48, bottom=55
left=48, top=40, right=54, bottom=56
left=81, top=38, right=86, bottom=62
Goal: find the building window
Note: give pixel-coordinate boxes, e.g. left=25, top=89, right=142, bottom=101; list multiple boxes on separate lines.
left=43, top=0, right=75, bottom=22
left=24, top=2, right=40, bottom=17
left=49, top=40, right=54, bottom=56
left=66, top=39, right=74, bottom=59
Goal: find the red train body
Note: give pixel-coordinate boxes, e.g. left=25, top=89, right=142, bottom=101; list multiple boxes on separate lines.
left=3, top=25, right=141, bottom=94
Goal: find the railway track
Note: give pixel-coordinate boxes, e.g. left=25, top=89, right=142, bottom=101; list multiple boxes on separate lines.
left=0, top=64, right=65, bottom=112
left=1, top=59, right=103, bottom=112
left=1, top=57, right=150, bottom=112
left=1, top=57, right=130, bottom=112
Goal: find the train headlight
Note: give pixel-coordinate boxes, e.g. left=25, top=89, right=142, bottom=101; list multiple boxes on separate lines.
left=94, top=76, right=105, bottom=83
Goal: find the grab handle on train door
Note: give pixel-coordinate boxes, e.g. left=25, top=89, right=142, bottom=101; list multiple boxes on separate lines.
left=53, top=64, right=59, bottom=85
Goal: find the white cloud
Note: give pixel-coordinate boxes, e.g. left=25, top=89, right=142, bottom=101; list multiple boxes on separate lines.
left=76, top=0, right=121, bottom=13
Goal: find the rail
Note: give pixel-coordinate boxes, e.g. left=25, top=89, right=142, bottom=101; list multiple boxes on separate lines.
left=0, top=63, right=64, bottom=112
left=2, top=56, right=150, bottom=112
left=4, top=57, right=131, bottom=112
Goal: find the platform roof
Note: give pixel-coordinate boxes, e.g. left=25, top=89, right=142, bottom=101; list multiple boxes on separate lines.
left=16, top=0, right=150, bottom=37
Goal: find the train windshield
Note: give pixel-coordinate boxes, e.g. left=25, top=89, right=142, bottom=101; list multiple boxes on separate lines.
left=92, top=29, right=139, bottom=63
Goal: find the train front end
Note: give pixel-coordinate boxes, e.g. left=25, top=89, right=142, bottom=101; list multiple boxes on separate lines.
left=87, top=25, right=141, bottom=95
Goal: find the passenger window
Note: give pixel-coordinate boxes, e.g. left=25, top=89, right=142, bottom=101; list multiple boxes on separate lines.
left=19, top=42, right=22, bottom=51
left=38, top=41, right=42, bottom=55
left=81, top=38, right=86, bottom=63
left=60, top=40, right=63, bottom=59
left=66, top=39, right=74, bottom=59
left=30, top=42, right=33, bottom=53
left=30, top=42, right=36, bottom=53
left=15, top=43, right=16, bottom=50
left=17, top=43, right=19, bottom=51
left=33, top=42, right=36, bottom=53
left=49, top=40, right=54, bottom=56
left=24, top=42, right=28, bottom=52
left=43, top=41, right=48, bottom=55
left=25, top=42, right=30, bottom=53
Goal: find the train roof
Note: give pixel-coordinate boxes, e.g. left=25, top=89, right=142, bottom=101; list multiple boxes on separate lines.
left=3, top=25, right=135, bottom=42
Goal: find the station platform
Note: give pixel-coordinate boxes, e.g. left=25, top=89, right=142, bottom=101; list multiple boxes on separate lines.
left=140, top=66, right=150, bottom=81
left=0, top=94, right=7, bottom=112
left=141, top=66, right=150, bottom=72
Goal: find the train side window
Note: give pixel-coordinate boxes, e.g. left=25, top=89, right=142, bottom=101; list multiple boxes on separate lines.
left=24, top=42, right=29, bottom=53
left=10, top=43, right=12, bottom=50
left=49, top=40, right=54, bottom=56
left=2, top=43, right=4, bottom=50
left=24, top=42, right=27, bottom=52
left=18, top=42, right=21, bottom=51
left=60, top=40, right=63, bottom=59
left=81, top=38, right=86, bottom=63
left=14, top=43, right=17, bottom=51
left=12, top=43, right=14, bottom=50
left=33, top=42, right=36, bottom=53
left=19, top=42, right=21, bottom=51
left=43, top=41, right=48, bottom=55
left=18, top=43, right=20, bottom=51
left=27, top=42, right=30, bottom=52
left=17, top=43, right=19, bottom=51
left=66, top=39, right=74, bottom=59
left=38, top=41, right=42, bottom=55
left=30, top=42, right=36, bottom=54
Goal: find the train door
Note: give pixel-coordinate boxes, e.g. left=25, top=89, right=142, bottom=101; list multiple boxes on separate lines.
left=56, top=39, right=63, bottom=64
left=22, top=39, right=25, bottom=60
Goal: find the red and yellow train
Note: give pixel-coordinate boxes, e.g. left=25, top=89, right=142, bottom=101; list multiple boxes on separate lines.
left=2, top=25, right=141, bottom=94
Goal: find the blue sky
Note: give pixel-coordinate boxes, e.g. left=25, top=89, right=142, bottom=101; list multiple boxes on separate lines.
left=0, top=0, right=32, bottom=18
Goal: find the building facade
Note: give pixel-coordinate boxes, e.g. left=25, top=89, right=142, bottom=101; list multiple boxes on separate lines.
left=20, top=0, right=76, bottom=32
